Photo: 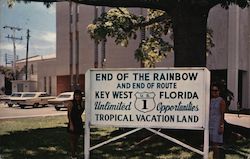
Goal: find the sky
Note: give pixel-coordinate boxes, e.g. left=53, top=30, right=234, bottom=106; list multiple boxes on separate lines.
left=0, top=0, right=56, bottom=66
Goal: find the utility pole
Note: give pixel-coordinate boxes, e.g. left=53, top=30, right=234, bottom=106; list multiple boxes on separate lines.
left=3, top=25, right=22, bottom=80
left=75, top=2, right=79, bottom=88
left=101, top=6, right=106, bottom=68
left=25, top=29, right=30, bottom=80
left=69, top=0, right=74, bottom=91
left=5, top=54, right=7, bottom=67
left=94, top=7, right=98, bottom=68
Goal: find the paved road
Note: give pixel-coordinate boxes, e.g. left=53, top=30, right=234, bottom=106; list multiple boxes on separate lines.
left=225, top=113, right=250, bottom=128
left=0, top=103, right=67, bottom=119
left=0, top=103, right=249, bottom=129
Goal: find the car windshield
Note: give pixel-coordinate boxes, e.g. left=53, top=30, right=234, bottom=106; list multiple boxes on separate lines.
left=23, top=93, right=36, bottom=97
left=11, top=93, right=22, bottom=97
left=58, top=94, right=71, bottom=98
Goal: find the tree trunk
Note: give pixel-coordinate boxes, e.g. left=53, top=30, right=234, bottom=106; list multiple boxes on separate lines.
left=171, top=4, right=209, bottom=67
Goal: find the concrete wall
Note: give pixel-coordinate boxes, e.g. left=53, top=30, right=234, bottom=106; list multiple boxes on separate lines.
left=238, top=8, right=249, bottom=71
left=37, top=59, right=57, bottom=95
left=207, top=5, right=229, bottom=70
left=207, top=5, right=250, bottom=110
left=77, top=4, right=96, bottom=73
left=56, top=2, right=71, bottom=75
left=0, top=74, right=4, bottom=94
left=12, top=80, right=37, bottom=92
left=16, top=59, right=38, bottom=81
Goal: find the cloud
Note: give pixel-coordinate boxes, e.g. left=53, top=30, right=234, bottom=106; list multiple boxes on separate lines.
left=1, top=42, right=25, bottom=52
left=0, top=2, right=56, bottom=61
left=47, top=4, right=56, bottom=14
left=0, top=30, right=56, bottom=59
left=29, top=43, right=55, bottom=50
left=39, top=31, right=56, bottom=43
left=28, top=31, right=56, bottom=55
left=31, top=2, right=56, bottom=15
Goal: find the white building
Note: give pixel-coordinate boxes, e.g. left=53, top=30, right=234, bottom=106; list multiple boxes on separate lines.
left=15, top=54, right=56, bottom=94
left=207, top=6, right=250, bottom=110
left=42, top=3, right=249, bottom=110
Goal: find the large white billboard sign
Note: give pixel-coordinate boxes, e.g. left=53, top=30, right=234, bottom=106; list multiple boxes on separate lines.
left=86, top=68, right=210, bottom=129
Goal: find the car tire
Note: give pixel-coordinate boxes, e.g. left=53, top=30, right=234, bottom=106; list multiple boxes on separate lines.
left=20, top=105, right=25, bottom=109
left=8, top=104, right=13, bottom=107
left=33, top=103, right=39, bottom=108
left=55, top=106, right=60, bottom=111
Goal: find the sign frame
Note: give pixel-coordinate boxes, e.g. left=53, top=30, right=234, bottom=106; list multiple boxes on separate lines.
left=84, top=67, right=210, bottom=159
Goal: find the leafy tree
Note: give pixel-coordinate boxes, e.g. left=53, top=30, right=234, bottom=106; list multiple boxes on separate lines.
left=0, top=66, right=14, bottom=94
left=87, top=8, right=214, bottom=67
left=0, top=66, right=14, bottom=80
left=8, top=0, right=249, bottom=67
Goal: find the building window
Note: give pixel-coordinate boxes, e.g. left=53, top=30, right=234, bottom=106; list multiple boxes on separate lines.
left=44, top=77, right=47, bottom=92
left=17, top=83, right=23, bottom=92
left=49, top=76, right=52, bottom=95
left=30, top=64, right=34, bottom=75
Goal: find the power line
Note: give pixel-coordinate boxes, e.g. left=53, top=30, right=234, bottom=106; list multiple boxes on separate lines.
left=3, top=25, right=23, bottom=80
left=3, top=26, right=22, bottom=31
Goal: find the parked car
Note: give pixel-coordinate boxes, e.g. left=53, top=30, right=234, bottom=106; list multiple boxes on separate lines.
left=0, top=94, right=10, bottom=104
left=16, top=92, right=56, bottom=109
left=48, top=92, right=85, bottom=111
left=7, top=92, right=25, bottom=107
left=48, top=92, right=73, bottom=111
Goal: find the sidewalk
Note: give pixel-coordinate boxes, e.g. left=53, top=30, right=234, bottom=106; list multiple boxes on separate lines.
left=225, top=113, right=250, bottom=128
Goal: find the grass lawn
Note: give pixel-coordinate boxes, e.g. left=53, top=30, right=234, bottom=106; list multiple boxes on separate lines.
left=0, top=115, right=249, bottom=159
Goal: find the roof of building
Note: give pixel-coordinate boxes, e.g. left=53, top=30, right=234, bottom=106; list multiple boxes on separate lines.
left=16, top=54, right=56, bottom=63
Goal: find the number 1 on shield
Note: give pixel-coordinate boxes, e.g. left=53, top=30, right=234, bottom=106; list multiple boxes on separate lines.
left=142, top=100, right=147, bottom=109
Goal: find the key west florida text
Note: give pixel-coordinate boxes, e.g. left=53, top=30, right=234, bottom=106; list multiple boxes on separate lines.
left=87, top=68, right=210, bottom=129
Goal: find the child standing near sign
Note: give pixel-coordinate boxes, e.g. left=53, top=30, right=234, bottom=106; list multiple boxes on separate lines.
left=67, top=90, right=85, bottom=159
left=209, top=84, right=226, bottom=159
